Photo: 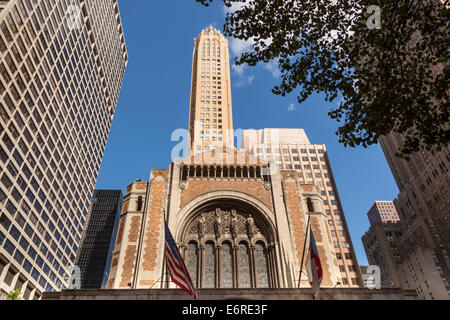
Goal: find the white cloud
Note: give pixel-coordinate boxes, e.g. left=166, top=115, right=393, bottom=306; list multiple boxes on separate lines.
left=263, top=59, right=281, bottom=78
left=229, top=37, right=254, bottom=57
left=232, top=63, right=246, bottom=76
left=287, top=103, right=296, bottom=111
left=234, top=74, right=255, bottom=88
left=222, top=2, right=247, bottom=15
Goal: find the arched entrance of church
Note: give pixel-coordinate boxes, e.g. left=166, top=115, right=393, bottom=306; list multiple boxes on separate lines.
left=178, top=199, right=278, bottom=289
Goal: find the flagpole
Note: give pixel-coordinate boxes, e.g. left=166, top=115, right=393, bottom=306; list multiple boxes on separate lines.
left=161, top=216, right=167, bottom=288
left=298, top=213, right=311, bottom=288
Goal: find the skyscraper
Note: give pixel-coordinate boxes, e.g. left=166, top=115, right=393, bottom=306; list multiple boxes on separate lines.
left=241, top=128, right=362, bottom=287
left=75, top=190, right=122, bottom=289
left=188, top=26, right=234, bottom=153
left=362, top=201, right=402, bottom=287
left=380, top=133, right=450, bottom=299
left=0, top=0, right=127, bottom=299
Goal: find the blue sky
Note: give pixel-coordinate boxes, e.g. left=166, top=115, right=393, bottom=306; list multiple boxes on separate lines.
left=95, top=0, right=400, bottom=265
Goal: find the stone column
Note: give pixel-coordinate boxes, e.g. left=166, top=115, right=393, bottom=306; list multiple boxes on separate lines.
left=233, top=245, right=239, bottom=288
left=249, top=244, right=256, bottom=288
left=198, top=244, right=205, bottom=288
left=215, top=244, right=221, bottom=288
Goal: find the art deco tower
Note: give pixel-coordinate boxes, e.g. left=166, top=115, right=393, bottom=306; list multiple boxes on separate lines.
left=188, top=26, right=234, bottom=153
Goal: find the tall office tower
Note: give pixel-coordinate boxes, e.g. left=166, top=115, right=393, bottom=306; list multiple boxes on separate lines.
left=367, top=201, right=400, bottom=225
left=75, top=190, right=122, bottom=289
left=0, top=0, right=127, bottom=299
left=241, top=128, right=363, bottom=288
left=188, top=26, right=234, bottom=153
left=380, top=133, right=450, bottom=299
left=362, top=201, right=402, bottom=287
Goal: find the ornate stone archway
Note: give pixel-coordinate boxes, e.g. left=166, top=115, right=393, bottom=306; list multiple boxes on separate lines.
left=175, top=197, right=279, bottom=289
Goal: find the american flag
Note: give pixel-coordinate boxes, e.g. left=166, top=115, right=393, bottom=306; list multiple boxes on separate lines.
left=164, top=222, right=198, bottom=300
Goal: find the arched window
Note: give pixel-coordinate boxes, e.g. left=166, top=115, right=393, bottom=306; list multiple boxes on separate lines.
left=221, top=242, right=233, bottom=288
left=136, top=196, right=143, bottom=211
left=204, top=242, right=215, bottom=288
left=255, top=242, right=269, bottom=288
left=181, top=202, right=276, bottom=289
left=307, top=197, right=314, bottom=212
left=243, top=167, right=249, bottom=178
left=186, top=242, right=198, bottom=287
left=238, top=242, right=251, bottom=288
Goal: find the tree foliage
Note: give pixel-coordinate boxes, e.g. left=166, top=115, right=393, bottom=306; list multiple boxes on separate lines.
left=196, top=0, right=449, bottom=157
left=5, top=289, right=22, bottom=300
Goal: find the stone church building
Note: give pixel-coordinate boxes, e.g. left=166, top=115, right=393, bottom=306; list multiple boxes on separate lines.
left=105, top=27, right=362, bottom=291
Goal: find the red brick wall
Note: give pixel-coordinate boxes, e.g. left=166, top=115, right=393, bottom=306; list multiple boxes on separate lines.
left=283, top=180, right=306, bottom=266
left=142, top=171, right=168, bottom=271
left=180, top=180, right=273, bottom=209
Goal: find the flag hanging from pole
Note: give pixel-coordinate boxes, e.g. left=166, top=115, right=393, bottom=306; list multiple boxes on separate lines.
left=164, top=222, right=198, bottom=300
left=306, top=227, right=323, bottom=290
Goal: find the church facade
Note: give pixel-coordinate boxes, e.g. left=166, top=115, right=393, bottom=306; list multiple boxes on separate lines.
left=106, top=27, right=363, bottom=291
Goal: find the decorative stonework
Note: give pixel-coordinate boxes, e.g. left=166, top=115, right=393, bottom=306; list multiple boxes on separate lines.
left=136, top=182, right=147, bottom=190
left=140, top=280, right=155, bottom=286
left=318, top=246, right=332, bottom=287
left=283, top=180, right=306, bottom=265
left=128, top=216, right=142, bottom=243
left=120, top=245, right=137, bottom=287
left=186, top=209, right=262, bottom=238
left=142, top=171, right=168, bottom=271
left=116, top=218, right=125, bottom=245
left=180, top=180, right=273, bottom=210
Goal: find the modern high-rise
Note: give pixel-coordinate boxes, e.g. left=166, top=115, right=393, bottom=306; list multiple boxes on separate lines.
left=0, top=0, right=127, bottom=299
left=188, top=26, right=234, bottom=153
left=380, top=133, right=450, bottom=299
left=241, top=128, right=363, bottom=287
left=75, top=190, right=122, bottom=289
left=362, top=201, right=402, bottom=286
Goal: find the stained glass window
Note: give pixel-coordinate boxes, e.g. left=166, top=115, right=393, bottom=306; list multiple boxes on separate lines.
left=204, top=242, right=215, bottom=288
left=221, top=242, right=233, bottom=288
left=186, top=242, right=198, bottom=287
left=239, top=243, right=251, bottom=288
left=255, top=243, right=269, bottom=288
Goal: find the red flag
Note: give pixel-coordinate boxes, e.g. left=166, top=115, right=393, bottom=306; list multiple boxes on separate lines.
left=306, top=227, right=323, bottom=290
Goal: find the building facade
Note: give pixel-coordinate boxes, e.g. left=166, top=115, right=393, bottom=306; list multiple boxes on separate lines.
left=380, top=133, right=450, bottom=299
left=362, top=201, right=402, bottom=287
left=75, top=190, right=122, bottom=289
left=0, top=0, right=127, bottom=299
left=106, top=27, right=363, bottom=292
left=366, top=201, right=400, bottom=225
left=241, top=128, right=362, bottom=287
left=188, top=26, right=234, bottom=153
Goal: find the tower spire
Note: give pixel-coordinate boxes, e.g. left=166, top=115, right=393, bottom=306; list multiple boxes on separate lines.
left=188, top=27, right=234, bottom=153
